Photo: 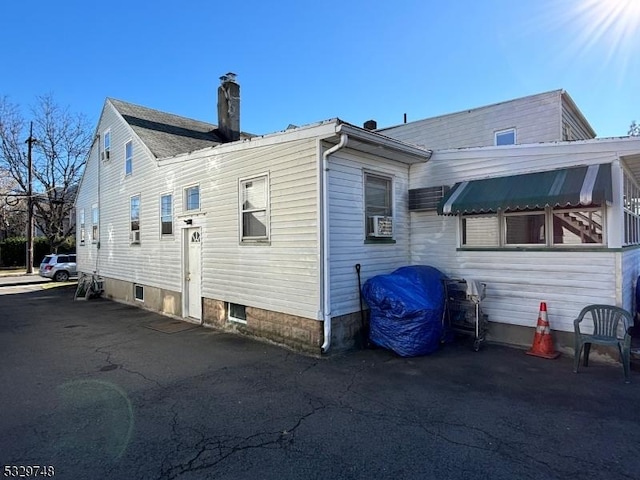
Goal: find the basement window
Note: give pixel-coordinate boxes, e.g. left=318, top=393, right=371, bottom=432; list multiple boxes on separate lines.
left=134, top=285, right=144, bottom=302
left=228, top=303, right=247, bottom=324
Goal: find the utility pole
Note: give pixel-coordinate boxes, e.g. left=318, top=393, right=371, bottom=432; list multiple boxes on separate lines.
left=25, top=122, right=36, bottom=274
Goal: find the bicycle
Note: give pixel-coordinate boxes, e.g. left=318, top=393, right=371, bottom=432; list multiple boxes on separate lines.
left=74, top=271, right=104, bottom=300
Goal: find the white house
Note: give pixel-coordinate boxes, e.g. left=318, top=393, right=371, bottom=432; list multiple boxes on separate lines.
left=378, top=89, right=596, bottom=149
left=76, top=78, right=640, bottom=356
left=405, top=138, right=640, bottom=352
left=381, top=90, right=640, bottom=353
left=74, top=74, right=432, bottom=354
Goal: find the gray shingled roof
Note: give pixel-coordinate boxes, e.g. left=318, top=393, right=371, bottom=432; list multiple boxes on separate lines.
left=108, top=98, right=225, bottom=158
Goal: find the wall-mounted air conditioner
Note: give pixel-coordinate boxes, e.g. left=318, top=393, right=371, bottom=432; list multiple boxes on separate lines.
left=368, top=215, right=393, bottom=237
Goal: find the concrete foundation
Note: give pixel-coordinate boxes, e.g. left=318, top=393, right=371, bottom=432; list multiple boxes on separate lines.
left=89, top=274, right=628, bottom=364
left=101, top=276, right=182, bottom=317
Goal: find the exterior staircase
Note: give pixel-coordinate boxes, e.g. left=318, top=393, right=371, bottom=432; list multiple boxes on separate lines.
left=554, top=211, right=602, bottom=244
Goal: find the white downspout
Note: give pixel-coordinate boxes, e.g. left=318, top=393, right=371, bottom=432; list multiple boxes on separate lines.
left=321, top=133, right=348, bottom=353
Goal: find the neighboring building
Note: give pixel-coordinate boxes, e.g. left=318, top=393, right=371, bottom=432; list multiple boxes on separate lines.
left=378, top=89, right=595, bottom=150
left=74, top=74, right=431, bottom=354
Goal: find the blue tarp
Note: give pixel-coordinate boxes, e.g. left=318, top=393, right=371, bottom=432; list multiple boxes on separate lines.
left=362, top=265, right=445, bottom=357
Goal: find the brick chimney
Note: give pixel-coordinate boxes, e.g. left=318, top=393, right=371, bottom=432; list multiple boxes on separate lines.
left=217, top=72, right=240, bottom=142
left=363, top=119, right=377, bottom=131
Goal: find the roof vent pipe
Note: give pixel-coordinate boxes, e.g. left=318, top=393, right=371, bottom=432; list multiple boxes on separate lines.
left=217, top=72, right=240, bottom=142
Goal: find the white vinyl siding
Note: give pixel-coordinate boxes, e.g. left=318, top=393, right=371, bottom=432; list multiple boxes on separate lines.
left=408, top=141, right=639, bottom=336
left=328, top=148, right=410, bottom=317
left=196, top=138, right=319, bottom=319
left=410, top=225, right=618, bottom=334
left=75, top=105, right=325, bottom=319
left=621, top=247, right=640, bottom=313
left=381, top=90, right=564, bottom=149
left=76, top=101, right=182, bottom=289
left=561, top=101, right=596, bottom=140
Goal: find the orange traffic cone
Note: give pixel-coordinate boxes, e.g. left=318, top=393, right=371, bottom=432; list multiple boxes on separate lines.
left=526, top=302, right=560, bottom=359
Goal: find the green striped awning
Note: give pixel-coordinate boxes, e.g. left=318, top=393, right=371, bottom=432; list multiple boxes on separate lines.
left=437, top=163, right=612, bottom=215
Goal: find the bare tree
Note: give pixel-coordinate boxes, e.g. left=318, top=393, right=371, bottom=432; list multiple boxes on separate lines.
left=0, top=167, right=26, bottom=239
left=630, top=121, right=640, bottom=137
left=0, top=94, right=92, bottom=251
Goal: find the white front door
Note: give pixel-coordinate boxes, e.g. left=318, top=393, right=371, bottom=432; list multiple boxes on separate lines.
left=184, top=227, right=202, bottom=320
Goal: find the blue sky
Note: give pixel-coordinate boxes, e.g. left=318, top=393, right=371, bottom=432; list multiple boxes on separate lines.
left=1, top=0, right=639, bottom=138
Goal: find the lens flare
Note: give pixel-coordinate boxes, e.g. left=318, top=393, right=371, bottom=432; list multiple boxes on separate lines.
left=572, top=0, right=640, bottom=68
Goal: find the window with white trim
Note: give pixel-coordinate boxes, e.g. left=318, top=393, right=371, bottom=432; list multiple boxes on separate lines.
left=79, top=209, right=85, bottom=245
left=130, top=195, right=140, bottom=244
left=495, top=128, right=516, bottom=146
left=103, top=130, right=111, bottom=160
left=364, top=172, right=393, bottom=239
left=160, top=194, right=173, bottom=236
left=91, top=204, right=99, bottom=243
left=228, top=303, right=247, bottom=324
left=125, top=140, right=133, bottom=175
left=135, top=285, right=144, bottom=302
left=504, top=212, right=546, bottom=245
left=185, top=185, right=200, bottom=211
left=239, top=174, right=269, bottom=241
left=461, top=207, right=604, bottom=247
left=624, top=169, right=640, bottom=246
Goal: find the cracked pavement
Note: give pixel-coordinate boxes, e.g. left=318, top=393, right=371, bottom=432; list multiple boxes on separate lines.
left=1, top=285, right=640, bottom=480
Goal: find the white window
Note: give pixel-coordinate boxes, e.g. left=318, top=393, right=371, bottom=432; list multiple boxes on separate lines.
left=495, top=128, right=516, bottom=146
left=552, top=209, right=603, bottom=245
left=79, top=209, right=85, bottom=245
left=134, top=285, right=144, bottom=302
left=228, top=303, right=247, bottom=324
left=624, top=170, right=640, bottom=246
left=130, top=195, right=140, bottom=244
left=160, top=194, right=173, bottom=236
left=461, top=208, right=604, bottom=247
left=240, top=174, right=269, bottom=241
left=462, top=215, right=499, bottom=247
left=91, top=204, right=99, bottom=243
left=125, top=140, right=133, bottom=175
left=504, top=212, right=546, bottom=245
left=185, top=185, right=200, bottom=211
left=364, top=172, right=393, bottom=239
left=103, top=130, right=111, bottom=160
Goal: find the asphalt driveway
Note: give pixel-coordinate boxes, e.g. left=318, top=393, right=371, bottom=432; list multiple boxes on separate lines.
left=1, top=283, right=639, bottom=480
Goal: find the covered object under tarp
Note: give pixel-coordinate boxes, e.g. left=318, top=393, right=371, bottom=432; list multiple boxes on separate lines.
left=362, top=265, right=446, bottom=357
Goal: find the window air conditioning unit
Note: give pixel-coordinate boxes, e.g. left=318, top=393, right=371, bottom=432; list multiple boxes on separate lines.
left=369, top=216, right=393, bottom=237
left=102, top=150, right=110, bottom=161
left=131, top=230, right=140, bottom=244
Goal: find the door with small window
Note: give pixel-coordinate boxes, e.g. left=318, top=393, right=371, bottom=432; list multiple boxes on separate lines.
left=183, top=227, right=202, bottom=320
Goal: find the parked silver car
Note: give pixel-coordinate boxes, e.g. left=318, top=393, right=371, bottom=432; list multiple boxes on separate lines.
left=39, top=254, right=77, bottom=282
